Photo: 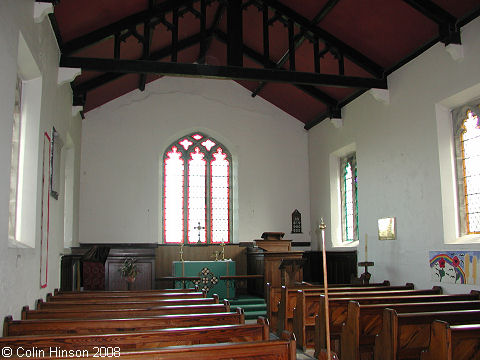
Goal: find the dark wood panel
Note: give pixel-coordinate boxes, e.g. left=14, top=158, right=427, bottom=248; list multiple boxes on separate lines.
left=302, top=250, right=357, bottom=284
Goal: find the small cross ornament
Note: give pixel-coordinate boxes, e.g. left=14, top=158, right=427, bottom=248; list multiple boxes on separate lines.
left=195, top=221, right=205, bottom=243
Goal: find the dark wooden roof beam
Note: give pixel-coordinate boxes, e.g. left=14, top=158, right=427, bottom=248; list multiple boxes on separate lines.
left=61, top=0, right=199, bottom=55
left=214, top=29, right=338, bottom=106
left=72, top=29, right=210, bottom=95
left=227, top=0, right=243, bottom=67
left=402, top=0, right=460, bottom=45
left=252, top=0, right=340, bottom=97
left=258, top=0, right=384, bottom=78
left=197, top=2, right=225, bottom=64
left=61, top=56, right=387, bottom=89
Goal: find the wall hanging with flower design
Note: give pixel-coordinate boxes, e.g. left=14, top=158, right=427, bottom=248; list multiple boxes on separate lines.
left=429, top=251, right=480, bottom=284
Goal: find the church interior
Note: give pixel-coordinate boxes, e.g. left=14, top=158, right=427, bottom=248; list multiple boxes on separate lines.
left=1, top=0, right=480, bottom=358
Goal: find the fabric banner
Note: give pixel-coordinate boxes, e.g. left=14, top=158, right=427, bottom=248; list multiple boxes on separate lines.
left=430, top=250, right=480, bottom=285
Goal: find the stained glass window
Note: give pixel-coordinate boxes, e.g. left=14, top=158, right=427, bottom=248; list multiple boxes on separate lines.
left=163, top=133, right=232, bottom=244
left=340, top=154, right=358, bottom=242
left=457, top=109, right=480, bottom=234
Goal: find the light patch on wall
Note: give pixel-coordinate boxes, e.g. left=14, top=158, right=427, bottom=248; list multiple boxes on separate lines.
left=378, top=217, right=396, bottom=240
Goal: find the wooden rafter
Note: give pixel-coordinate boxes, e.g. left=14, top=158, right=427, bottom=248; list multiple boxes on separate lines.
left=402, top=0, right=460, bottom=45
left=257, top=0, right=384, bottom=78
left=251, top=0, right=341, bottom=97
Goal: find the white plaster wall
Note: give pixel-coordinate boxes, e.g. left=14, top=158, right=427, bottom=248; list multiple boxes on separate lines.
left=80, top=77, right=311, bottom=245
left=309, top=17, right=480, bottom=293
left=0, top=0, right=82, bottom=324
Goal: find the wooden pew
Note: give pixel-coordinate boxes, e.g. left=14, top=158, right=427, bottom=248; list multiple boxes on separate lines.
left=53, top=287, right=199, bottom=296
left=267, top=280, right=394, bottom=332
left=313, top=292, right=480, bottom=356
left=278, top=283, right=414, bottom=336
left=24, top=331, right=297, bottom=360
left=0, top=318, right=269, bottom=354
left=374, top=308, right=480, bottom=360
left=46, top=291, right=206, bottom=302
left=35, top=296, right=219, bottom=311
left=291, top=287, right=442, bottom=350
left=3, top=309, right=245, bottom=336
left=420, top=320, right=480, bottom=360
left=23, top=302, right=231, bottom=320
left=340, top=300, right=480, bottom=360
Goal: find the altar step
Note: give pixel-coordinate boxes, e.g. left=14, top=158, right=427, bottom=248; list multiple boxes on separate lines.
left=229, top=296, right=267, bottom=320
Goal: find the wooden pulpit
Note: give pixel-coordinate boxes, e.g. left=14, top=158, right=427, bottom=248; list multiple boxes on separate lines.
left=247, top=232, right=303, bottom=297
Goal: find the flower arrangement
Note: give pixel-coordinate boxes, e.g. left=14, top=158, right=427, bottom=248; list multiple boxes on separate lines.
left=119, top=257, right=138, bottom=282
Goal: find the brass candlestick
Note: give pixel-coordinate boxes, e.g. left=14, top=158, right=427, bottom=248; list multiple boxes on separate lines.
left=220, top=241, right=226, bottom=260
left=179, top=243, right=185, bottom=262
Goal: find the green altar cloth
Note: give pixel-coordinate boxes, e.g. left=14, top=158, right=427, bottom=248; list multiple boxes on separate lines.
left=172, top=260, right=235, bottom=299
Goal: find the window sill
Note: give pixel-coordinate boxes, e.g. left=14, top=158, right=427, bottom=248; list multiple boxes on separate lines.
left=8, top=238, right=34, bottom=249
left=446, top=234, right=480, bottom=245
left=332, top=240, right=359, bottom=248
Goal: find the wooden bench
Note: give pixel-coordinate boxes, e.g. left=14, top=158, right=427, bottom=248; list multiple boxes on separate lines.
left=313, top=292, right=480, bottom=356
left=291, top=287, right=442, bottom=350
left=374, top=308, right=480, bottom=360
left=35, top=296, right=219, bottom=311
left=53, top=287, right=199, bottom=296
left=420, top=320, right=480, bottom=360
left=0, top=318, right=268, bottom=354
left=277, top=283, right=414, bottom=337
left=23, top=302, right=231, bottom=320
left=46, top=291, right=206, bottom=302
left=340, top=300, right=480, bottom=360
left=266, top=280, right=393, bottom=332
left=3, top=309, right=245, bottom=336
left=24, top=331, right=297, bottom=360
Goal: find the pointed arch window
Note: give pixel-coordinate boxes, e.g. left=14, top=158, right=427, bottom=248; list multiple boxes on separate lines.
left=454, top=104, right=480, bottom=235
left=340, top=153, right=358, bottom=242
left=163, top=133, right=232, bottom=244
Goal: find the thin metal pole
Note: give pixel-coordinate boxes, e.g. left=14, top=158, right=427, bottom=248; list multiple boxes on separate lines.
left=319, top=218, right=331, bottom=360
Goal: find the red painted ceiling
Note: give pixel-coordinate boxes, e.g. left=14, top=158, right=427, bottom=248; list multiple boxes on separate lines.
left=51, top=0, right=480, bottom=128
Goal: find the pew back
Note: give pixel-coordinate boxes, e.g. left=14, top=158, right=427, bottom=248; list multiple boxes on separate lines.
left=0, top=319, right=269, bottom=353
left=374, top=308, right=480, bottom=360
left=24, top=302, right=230, bottom=320
left=420, top=320, right=480, bottom=360
left=3, top=309, right=245, bottom=337
left=34, top=297, right=219, bottom=312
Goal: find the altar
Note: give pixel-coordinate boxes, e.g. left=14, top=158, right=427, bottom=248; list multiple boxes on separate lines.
left=172, top=260, right=235, bottom=299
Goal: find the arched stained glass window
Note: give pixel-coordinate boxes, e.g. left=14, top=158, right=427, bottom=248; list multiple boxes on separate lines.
left=340, top=154, right=358, bottom=242
left=455, top=107, right=480, bottom=234
left=163, top=133, right=232, bottom=244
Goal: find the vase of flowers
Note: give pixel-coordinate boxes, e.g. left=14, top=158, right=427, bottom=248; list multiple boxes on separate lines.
left=119, top=257, right=138, bottom=283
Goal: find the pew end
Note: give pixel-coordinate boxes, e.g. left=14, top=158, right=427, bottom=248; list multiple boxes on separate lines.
left=280, top=330, right=297, bottom=360
left=21, top=306, right=29, bottom=320
left=257, top=316, right=270, bottom=340
left=316, top=349, right=340, bottom=360
left=35, top=298, right=43, bottom=310
left=223, top=298, right=230, bottom=311
left=3, top=316, right=13, bottom=337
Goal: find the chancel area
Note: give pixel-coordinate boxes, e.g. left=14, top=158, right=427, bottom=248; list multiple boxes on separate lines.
left=2, top=1, right=480, bottom=359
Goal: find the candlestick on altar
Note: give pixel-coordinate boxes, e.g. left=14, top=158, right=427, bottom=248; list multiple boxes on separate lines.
left=220, top=241, right=226, bottom=261
left=319, top=218, right=332, bottom=360
left=179, top=243, right=185, bottom=262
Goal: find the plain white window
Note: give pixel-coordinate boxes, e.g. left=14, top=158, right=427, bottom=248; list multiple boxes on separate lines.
left=8, top=33, right=42, bottom=248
